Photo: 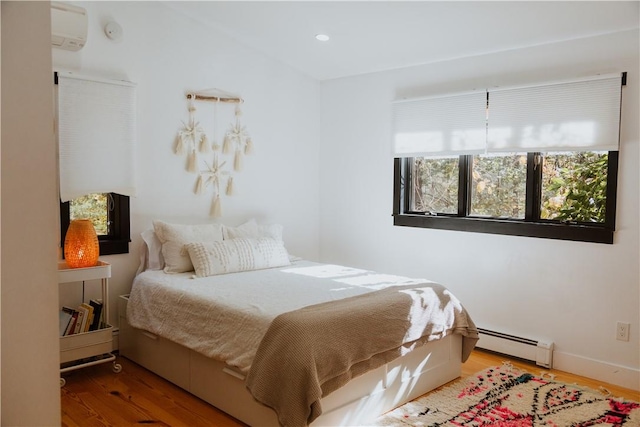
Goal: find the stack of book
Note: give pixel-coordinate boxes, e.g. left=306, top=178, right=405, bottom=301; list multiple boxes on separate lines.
left=59, top=300, right=104, bottom=336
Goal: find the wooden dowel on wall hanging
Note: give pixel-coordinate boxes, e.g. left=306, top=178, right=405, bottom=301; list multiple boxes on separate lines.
left=186, top=93, right=243, bottom=104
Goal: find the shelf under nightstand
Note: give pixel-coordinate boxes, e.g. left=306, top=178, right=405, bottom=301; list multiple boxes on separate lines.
left=58, top=260, right=121, bottom=386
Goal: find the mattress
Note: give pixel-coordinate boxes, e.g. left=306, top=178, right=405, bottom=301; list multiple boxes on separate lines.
left=126, top=260, right=441, bottom=373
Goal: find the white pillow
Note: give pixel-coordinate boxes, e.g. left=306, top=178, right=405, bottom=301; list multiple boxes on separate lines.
left=153, top=220, right=224, bottom=273
left=186, top=237, right=290, bottom=278
left=223, top=219, right=284, bottom=241
left=141, top=229, right=164, bottom=271
left=222, top=218, right=260, bottom=240
left=259, top=223, right=283, bottom=241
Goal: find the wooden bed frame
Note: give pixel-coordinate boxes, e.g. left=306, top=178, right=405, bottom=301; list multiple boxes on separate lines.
left=118, top=295, right=463, bottom=426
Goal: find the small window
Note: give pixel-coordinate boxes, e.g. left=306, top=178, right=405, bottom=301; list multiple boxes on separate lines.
left=410, top=157, right=459, bottom=214
left=470, top=153, right=527, bottom=219
left=69, top=193, right=109, bottom=235
left=60, top=193, right=130, bottom=256
left=540, top=151, right=609, bottom=223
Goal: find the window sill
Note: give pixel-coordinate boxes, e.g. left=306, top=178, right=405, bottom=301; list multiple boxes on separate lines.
left=393, top=214, right=614, bottom=244
left=98, top=239, right=130, bottom=255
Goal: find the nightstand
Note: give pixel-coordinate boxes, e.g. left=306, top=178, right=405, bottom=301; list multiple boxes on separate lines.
left=58, top=260, right=122, bottom=386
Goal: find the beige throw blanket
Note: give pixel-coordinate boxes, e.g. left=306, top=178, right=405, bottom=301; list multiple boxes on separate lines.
left=245, top=282, right=479, bottom=427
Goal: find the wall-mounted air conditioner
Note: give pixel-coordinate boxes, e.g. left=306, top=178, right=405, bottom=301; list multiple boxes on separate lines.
left=51, top=1, right=88, bottom=51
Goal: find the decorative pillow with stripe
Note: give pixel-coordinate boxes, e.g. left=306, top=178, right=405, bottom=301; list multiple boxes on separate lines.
left=186, top=237, right=290, bottom=278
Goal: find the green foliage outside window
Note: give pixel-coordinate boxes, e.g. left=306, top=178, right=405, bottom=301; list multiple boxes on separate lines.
left=470, top=154, right=527, bottom=219
left=541, top=152, right=608, bottom=223
left=411, top=151, right=608, bottom=224
left=411, top=157, right=458, bottom=214
left=69, top=193, right=109, bottom=235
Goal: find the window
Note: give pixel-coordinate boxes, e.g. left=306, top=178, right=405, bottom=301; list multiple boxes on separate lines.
left=60, top=193, right=130, bottom=255
left=394, top=151, right=618, bottom=243
left=410, top=157, right=459, bottom=214
left=392, top=73, right=625, bottom=244
left=55, top=72, right=136, bottom=256
left=540, top=151, right=610, bottom=223
left=470, top=153, right=527, bottom=219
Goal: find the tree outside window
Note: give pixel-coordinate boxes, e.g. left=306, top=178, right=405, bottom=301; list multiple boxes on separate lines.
left=69, top=193, right=109, bottom=235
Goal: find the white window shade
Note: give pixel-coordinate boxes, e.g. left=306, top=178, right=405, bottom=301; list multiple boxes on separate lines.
left=392, top=91, right=487, bottom=157
left=58, top=73, right=137, bottom=202
left=487, top=74, right=622, bottom=153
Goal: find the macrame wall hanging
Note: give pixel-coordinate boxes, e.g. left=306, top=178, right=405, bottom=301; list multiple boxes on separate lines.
left=174, top=89, right=252, bottom=217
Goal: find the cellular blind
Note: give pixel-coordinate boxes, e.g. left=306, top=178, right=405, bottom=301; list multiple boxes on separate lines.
left=391, top=90, right=487, bottom=157
left=57, top=73, right=137, bottom=202
left=487, top=74, right=622, bottom=153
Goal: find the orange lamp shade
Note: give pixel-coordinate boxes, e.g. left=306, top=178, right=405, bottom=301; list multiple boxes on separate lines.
left=64, top=219, right=100, bottom=268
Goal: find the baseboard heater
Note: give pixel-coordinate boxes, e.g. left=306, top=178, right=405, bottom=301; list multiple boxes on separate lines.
left=477, top=328, right=554, bottom=368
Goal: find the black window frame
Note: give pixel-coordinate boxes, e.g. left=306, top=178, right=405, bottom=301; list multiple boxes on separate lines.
left=393, top=151, right=619, bottom=244
left=60, top=193, right=131, bottom=256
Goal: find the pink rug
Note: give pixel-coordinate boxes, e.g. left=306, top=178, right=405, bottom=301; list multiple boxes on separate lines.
left=375, top=364, right=640, bottom=426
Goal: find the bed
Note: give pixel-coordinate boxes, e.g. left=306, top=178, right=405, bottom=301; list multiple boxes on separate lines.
left=119, top=220, right=478, bottom=426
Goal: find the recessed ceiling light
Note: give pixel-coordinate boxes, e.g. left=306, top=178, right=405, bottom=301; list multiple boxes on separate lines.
left=315, top=34, right=330, bottom=42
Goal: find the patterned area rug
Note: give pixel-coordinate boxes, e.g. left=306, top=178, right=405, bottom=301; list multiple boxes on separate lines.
left=374, top=364, right=640, bottom=426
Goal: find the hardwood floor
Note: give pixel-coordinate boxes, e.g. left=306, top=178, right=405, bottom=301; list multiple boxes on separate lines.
left=61, top=356, right=244, bottom=427
left=61, top=350, right=639, bottom=426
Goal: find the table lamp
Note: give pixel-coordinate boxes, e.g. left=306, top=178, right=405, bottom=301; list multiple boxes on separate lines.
left=64, top=219, right=99, bottom=268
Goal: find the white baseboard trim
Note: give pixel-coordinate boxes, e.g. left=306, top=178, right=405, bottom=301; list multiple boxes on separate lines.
left=553, top=350, right=640, bottom=391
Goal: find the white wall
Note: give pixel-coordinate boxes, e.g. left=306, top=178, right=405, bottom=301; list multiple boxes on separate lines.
left=1, top=2, right=61, bottom=424
left=320, top=30, right=640, bottom=390
left=53, top=2, right=321, bottom=323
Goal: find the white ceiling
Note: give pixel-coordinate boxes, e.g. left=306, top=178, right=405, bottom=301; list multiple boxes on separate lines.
left=165, top=1, right=640, bottom=81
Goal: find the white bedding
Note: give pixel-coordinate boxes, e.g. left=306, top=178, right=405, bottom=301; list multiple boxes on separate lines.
left=126, top=260, right=433, bottom=373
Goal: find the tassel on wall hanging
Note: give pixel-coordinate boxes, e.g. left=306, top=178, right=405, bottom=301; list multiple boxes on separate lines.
left=222, top=104, right=253, bottom=172
left=175, top=96, right=208, bottom=173
left=195, top=154, right=230, bottom=218
left=173, top=88, right=253, bottom=217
